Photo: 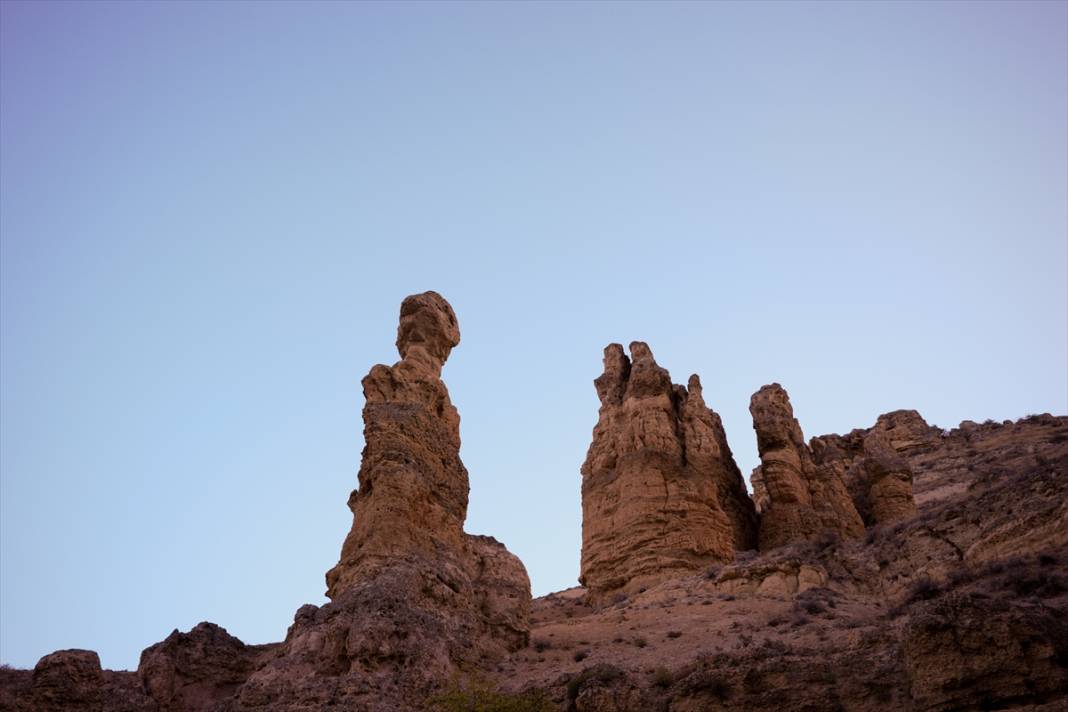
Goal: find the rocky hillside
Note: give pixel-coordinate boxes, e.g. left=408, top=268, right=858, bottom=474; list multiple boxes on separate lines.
left=2, top=292, right=1066, bottom=712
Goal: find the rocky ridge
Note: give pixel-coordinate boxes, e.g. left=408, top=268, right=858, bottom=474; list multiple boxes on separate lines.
left=3, top=294, right=1066, bottom=712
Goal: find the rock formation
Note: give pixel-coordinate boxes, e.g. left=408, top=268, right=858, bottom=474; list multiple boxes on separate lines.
left=237, top=291, right=531, bottom=709
left=326, top=290, right=468, bottom=594
left=749, top=466, right=768, bottom=513
left=811, top=415, right=920, bottom=526
left=138, top=623, right=271, bottom=711
left=580, top=342, right=757, bottom=598
left=4, top=299, right=1068, bottom=712
left=750, top=384, right=865, bottom=550
left=29, top=651, right=104, bottom=711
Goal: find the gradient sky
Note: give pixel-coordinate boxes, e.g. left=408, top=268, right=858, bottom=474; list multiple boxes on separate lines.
left=1, top=1, right=1065, bottom=671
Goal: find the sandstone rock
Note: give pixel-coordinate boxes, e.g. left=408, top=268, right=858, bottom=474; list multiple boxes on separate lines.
left=30, top=650, right=103, bottom=711
left=811, top=428, right=918, bottom=526
left=750, top=384, right=864, bottom=550
left=749, top=466, right=768, bottom=514
left=904, top=592, right=1068, bottom=710
left=466, top=534, right=532, bottom=652
left=235, top=291, right=530, bottom=710
left=326, top=291, right=468, bottom=595
left=138, top=622, right=268, bottom=711
left=580, top=342, right=756, bottom=598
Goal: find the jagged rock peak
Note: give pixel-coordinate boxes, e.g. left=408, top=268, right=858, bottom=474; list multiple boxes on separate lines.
left=750, top=383, right=865, bottom=550
left=581, top=342, right=757, bottom=599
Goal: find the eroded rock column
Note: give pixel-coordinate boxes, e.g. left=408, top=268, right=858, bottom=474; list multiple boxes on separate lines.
left=237, top=292, right=530, bottom=710
left=326, top=291, right=468, bottom=594
left=580, top=342, right=757, bottom=599
left=750, top=384, right=865, bottom=550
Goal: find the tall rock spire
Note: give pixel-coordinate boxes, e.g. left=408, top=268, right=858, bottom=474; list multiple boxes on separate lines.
left=327, top=291, right=469, bottom=594
left=749, top=383, right=865, bottom=549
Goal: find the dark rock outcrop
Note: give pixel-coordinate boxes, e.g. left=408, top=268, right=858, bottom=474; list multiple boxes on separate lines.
left=138, top=622, right=270, bottom=711
left=29, top=650, right=103, bottom=711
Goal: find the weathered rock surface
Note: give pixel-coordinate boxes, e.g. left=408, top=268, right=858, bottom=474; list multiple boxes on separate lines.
left=326, top=290, right=467, bottom=595
left=750, top=384, right=865, bottom=550
left=811, top=417, right=919, bottom=526
left=580, top=342, right=757, bottom=599
left=29, top=650, right=104, bottom=711
left=904, top=591, right=1068, bottom=711
left=750, top=465, right=768, bottom=513
left=498, top=421, right=1068, bottom=711
left=138, top=622, right=272, bottom=711
left=4, top=297, right=1067, bottom=712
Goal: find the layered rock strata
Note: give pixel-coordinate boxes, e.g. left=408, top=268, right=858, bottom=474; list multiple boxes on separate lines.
left=580, top=342, right=757, bottom=598
left=326, top=290, right=469, bottom=594
left=750, top=384, right=865, bottom=550
left=811, top=412, right=920, bottom=525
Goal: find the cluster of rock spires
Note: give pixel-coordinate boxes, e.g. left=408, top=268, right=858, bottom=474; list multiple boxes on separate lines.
left=4, top=291, right=1067, bottom=712
left=579, top=345, right=917, bottom=599
left=580, top=342, right=757, bottom=599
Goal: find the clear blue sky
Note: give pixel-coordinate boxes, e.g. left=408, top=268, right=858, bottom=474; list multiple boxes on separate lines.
left=2, top=1, right=1065, bottom=671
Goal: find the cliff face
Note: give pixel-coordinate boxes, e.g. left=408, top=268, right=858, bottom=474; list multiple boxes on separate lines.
left=580, top=343, right=756, bottom=599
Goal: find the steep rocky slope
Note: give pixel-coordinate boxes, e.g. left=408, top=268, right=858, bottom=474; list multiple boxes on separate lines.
left=2, top=294, right=1065, bottom=712
left=495, top=415, right=1068, bottom=711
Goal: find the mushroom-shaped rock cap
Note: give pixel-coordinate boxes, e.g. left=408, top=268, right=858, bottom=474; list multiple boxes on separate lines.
left=396, top=291, right=460, bottom=373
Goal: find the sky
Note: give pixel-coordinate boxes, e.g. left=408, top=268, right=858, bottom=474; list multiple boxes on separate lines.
left=1, top=0, right=1065, bottom=671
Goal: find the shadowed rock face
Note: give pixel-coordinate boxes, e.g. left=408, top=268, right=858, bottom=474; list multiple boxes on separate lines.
left=581, top=342, right=757, bottom=598
left=138, top=623, right=271, bottom=711
left=30, top=651, right=104, bottom=711
left=750, top=384, right=865, bottom=550
left=811, top=420, right=919, bottom=526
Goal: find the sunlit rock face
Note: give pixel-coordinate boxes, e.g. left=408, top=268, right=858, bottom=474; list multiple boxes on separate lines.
left=580, top=342, right=757, bottom=599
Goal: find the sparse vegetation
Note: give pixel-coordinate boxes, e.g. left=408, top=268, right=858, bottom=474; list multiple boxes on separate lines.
left=572, top=649, right=589, bottom=662
left=651, top=666, right=673, bottom=688
left=566, top=664, right=624, bottom=703
left=679, top=669, right=732, bottom=700
left=427, top=684, right=553, bottom=712
left=905, top=576, right=943, bottom=604
left=666, top=630, right=682, bottom=639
